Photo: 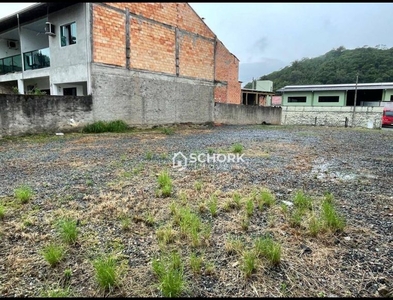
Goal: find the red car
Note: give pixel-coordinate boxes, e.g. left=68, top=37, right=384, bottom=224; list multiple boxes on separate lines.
left=382, top=107, right=393, bottom=127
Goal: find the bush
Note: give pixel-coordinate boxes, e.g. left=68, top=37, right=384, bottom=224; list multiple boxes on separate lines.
left=82, top=120, right=129, bottom=133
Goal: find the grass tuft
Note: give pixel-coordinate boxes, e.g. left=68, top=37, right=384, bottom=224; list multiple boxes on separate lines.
left=241, top=250, right=257, bottom=278
left=14, top=184, right=34, bottom=203
left=160, top=127, right=175, bottom=135
left=207, top=194, right=218, bottom=217
left=93, top=256, right=119, bottom=291
left=152, top=251, right=185, bottom=297
left=0, top=204, right=5, bottom=219
left=254, top=236, right=282, bottom=265
left=57, top=218, right=78, bottom=245
left=189, top=252, right=203, bottom=275
left=42, top=243, right=65, bottom=267
left=293, top=190, right=312, bottom=211
left=245, top=198, right=254, bottom=217
left=231, top=142, right=244, bottom=153
left=156, top=225, right=176, bottom=245
left=258, top=188, right=276, bottom=210
left=321, top=198, right=346, bottom=232
left=158, top=169, right=173, bottom=198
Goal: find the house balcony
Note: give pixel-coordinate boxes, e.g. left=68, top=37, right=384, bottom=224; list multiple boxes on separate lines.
left=23, top=47, right=50, bottom=71
left=0, top=54, right=22, bottom=75
left=0, top=47, right=50, bottom=76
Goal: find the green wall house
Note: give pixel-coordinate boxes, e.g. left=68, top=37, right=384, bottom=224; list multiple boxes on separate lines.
left=278, top=82, right=389, bottom=129
left=278, top=82, right=393, bottom=107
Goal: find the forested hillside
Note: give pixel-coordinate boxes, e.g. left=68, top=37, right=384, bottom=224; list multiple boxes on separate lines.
left=244, top=46, right=393, bottom=92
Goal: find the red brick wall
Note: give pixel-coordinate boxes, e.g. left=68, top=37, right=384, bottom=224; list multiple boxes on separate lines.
left=105, top=2, right=215, bottom=39
left=130, top=18, right=175, bottom=74
left=92, top=5, right=126, bottom=67
left=214, top=40, right=241, bottom=104
left=92, top=3, right=241, bottom=102
left=179, top=34, right=214, bottom=80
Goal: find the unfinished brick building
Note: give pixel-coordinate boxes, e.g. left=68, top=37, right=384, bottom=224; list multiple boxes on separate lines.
left=0, top=2, right=242, bottom=126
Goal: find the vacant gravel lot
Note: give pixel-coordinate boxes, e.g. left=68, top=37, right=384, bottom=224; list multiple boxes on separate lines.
left=0, top=124, right=392, bottom=297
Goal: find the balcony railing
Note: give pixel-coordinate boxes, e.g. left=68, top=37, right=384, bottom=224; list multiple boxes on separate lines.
left=24, top=47, right=50, bottom=71
left=0, top=47, right=50, bottom=76
left=0, top=54, right=22, bottom=75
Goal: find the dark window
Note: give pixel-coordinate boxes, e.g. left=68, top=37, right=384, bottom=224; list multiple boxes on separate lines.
left=60, top=22, right=77, bottom=47
left=288, top=96, right=307, bottom=103
left=390, top=95, right=393, bottom=101
left=63, top=87, right=77, bottom=96
left=318, top=96, right=339, bottom=102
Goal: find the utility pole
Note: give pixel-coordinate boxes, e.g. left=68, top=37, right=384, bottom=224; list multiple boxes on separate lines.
left=352, top=73, right=359, bottom=127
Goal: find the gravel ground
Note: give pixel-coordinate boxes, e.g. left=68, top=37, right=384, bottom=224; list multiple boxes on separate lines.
left=0, top=124, right=392, bottom=297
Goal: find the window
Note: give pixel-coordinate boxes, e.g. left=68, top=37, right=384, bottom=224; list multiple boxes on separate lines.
left=288, top=96, right=307, bottom=103
left=390, top=95, right=393, bottom=101
left=318, top=96, right=339, bottom=103
left=63, top=87, right=77, bottom=96
left=60, top=22, right=76, bottom=47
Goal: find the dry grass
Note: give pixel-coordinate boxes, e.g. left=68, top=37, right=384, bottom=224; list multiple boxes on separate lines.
left=0, top=126, right=390, bottom=297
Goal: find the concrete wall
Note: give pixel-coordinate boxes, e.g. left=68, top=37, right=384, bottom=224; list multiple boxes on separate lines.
left=214, top=102, right=282, bottom=125
left=281, top=106, right=383, bottom=128
left=0, top=39, right=20, bottom=58
left=91, top=64, right=214, bottom=126
left=0, top=94, right=93, bottom=136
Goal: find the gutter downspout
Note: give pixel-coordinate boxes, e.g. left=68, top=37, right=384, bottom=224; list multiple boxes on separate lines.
left=85, top=3, right=92, bottom=95
left=17, top=13, right=25, bottom=94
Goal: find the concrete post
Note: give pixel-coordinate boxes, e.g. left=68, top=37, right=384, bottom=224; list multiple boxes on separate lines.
left=17, top=79, right=24, bottom=94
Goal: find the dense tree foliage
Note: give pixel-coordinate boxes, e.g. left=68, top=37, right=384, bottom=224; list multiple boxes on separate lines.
left=244, top=46, right=393, bottom=92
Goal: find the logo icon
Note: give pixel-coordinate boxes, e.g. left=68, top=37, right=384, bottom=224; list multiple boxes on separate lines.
left=172, top=152, right=188, bottom=169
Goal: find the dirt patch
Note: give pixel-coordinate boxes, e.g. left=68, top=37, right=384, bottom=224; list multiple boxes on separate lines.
left=0, top=125, right=392, bottom=297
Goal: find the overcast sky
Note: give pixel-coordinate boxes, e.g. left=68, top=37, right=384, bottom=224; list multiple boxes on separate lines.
left=1, top=2, right=393, bottom=86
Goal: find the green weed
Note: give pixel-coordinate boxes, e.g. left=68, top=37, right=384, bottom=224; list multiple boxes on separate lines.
left=231, top=143, right=244, bottom=154
left=42, top=243, right=65, bottom=267
left=93, top=256, right=119, bottom=291
left=57, top=218, right=78, bottom=245
left=152, top=251, right=185, bottom=297
left=242, top=250, right=257, bottom=278
left=14, top=185, right=34, bottom=203
left=254, top=236, right=282, bottom=265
